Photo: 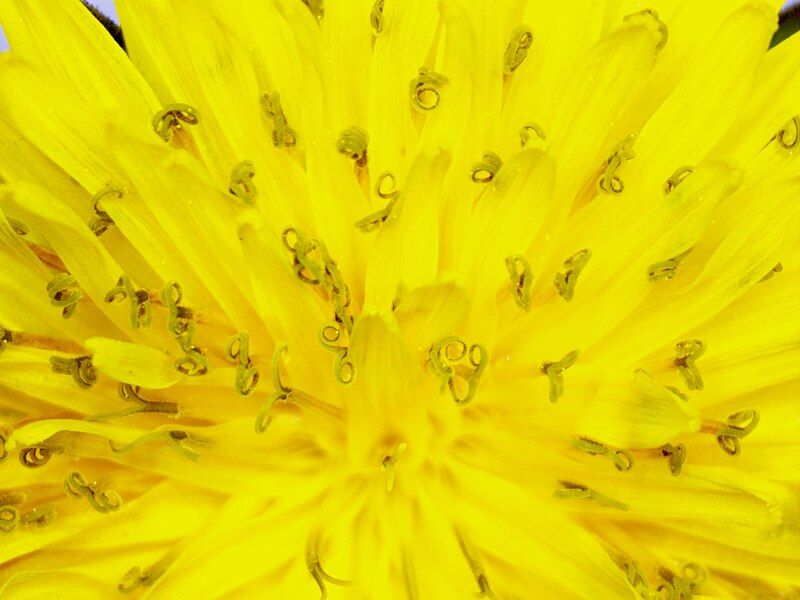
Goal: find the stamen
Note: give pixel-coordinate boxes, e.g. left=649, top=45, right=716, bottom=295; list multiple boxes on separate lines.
left=656, top=567, right=692, bottom=600
left=471, top=152, right=503, bottom=183
left=47, top=273, right=82, bottom=319
left=503, top=26, right=534, bottom=74
left=409, top=68, right=449, bottom=112
left=301, top=0, right=324, bottom=22
left=50, top=354, right=97, bottom=389
left=775, top=115, right=800, bottom=149
left=505, top=254, right=533, bottom=312
left=88, top=383, right=178, bottom=421
left=663, top=166, right=694, bottom=195
left=539, top=350, right=580, bottom=403
left=554, top=480, right=628, bottom=510
left=18, top=446, right=60, bottom=468
left=647, top=248, right=692, bottom=282
left=456, top=530, right=498, bottom=600
left=118, top=562, right=168, bottom=594
left=758, top=262, right=783, bottom=283
left=381, top=441, right=407, bottom=492
left=554, top=249, right=591, bottom=301
left=161, top=281, right=209, bottom=376
left=225, top=332, right=260, bottom=396
left=318, top=322, right=355, bottom=386
left=520, top=122, right=545, bottom=147
left=88, top=186, right=123, bottom=236
left=0, top=505, right=19, bottom=533
left=659, top=443, right=686, bottom=476
left=597, top=134, right=636, bottom=194
left=618, top=559, right=649, bottom=597
left=673, top=338, right=705, bottom=391
left=715, top=408, right=759, bottom=456
left=255, top=344, right=292, bottom=434
left=355, top=172, right=400, bottom=232
left=306, top=533, right=350, bottom=600
left=0, top=429, right=7, bottom=462
left=227, top=160, right=257, bottom=204
left=429, top=336, right=487, bottom=406
left=262, top=93, right=297, bottom=148
left=570, top=436, right=633, bottom=472
left=152, top=104, right=200, bottom=142
left=666, top=385, right=689, bottom=401
left=64, top=470, right=122, bottom=513
left=8, top=218, right=29, bottom=236
left=681, top=562, right=707, bottom=593
left=19, top=504, right=56, bottom=528
left=370, top=0, right=385, bottom=34
left=336, top=126, right=369, bottom=168
left=109, top=430, right=201, bottom=462
left=624, top=8, right=669, bottom=52
left=105, top=274, right=152, bottom=329
left=0, top=325, right=12, bottom=355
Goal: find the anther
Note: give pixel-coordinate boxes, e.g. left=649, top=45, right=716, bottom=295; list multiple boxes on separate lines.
left=0, top=429, right=8, bottom=462
left=520, top=122, right=545, bottom=147
left=105, top=274, right=152, bottom=329
left=229, top=160, right=258, bottom=205
left=255, top=344, right=292, bottom=434
left=0, top=325, right=12, bottom=355
left=647, top=248, right=692, bottom=282
left=18, top=446, right=59, bottom=468
left=301, top=0, right=324, bottom=22
left=715, top=408, right=759, bottom=456
left=152, top=104, right=200, bottom=142
left=554, top=249, right=591, bottom=301
left=336, top=126, right=369, bottom=168
left=109, top=430, right=200, bottom=461
left=471, top=152, right=503, bottom=184
left=663, top=166, right=694, bottom=195
left=505, top=254, right=533, bottom=312
left=88, top=383, right=178, bottom=421
left=758, top=262, right=783, bottom=283
left=503, top=25, right=534, bottom=75
left=554, top=480, right=628, bottom=510
left=50, top=354, right=97, bottom=389
left=597, top=134, right=636, bottom=194
left=370, top=0, right=385, bottom=34
left=118, top=562, right=168, bottom=594
left=225, top=332, right=260, bottom=396
left=47, top=273, right=82, bottom=319
left=64, top=470, right=122, bottom=513
left=306, top=534, right=350, bottom=600
left=539, top=350, right=579, bottom=403
left=262, top=93, right=297, bottom=148
left=673, top=338, right=704, bottom=391
left=429, top=336, right=487, bottom=406
left=381, top=441, right=407, bottom=492
left=624, top=8, right=669, bottom=52
left=88, top=186, right=123, bottom=236
left=0, top=505, right=20, bottom=533
left=570, top=436, right=633, bottom=472
left=355, top=171, right=400, bottom=232
left=456, top=530, right=499, bottom=600
left=659, top=443, right=686, bottom=476
left=775, top=115, right=799, bottom=149
left=681, top=562, right=707, bottom=593
left=409, top=68, right=449, bottom=111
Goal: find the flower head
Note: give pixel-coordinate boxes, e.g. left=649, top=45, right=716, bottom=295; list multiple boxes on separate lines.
left=0, top=0, right=798, bottom=598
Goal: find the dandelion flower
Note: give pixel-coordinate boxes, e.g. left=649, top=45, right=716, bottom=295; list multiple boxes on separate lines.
left=0, top=0, right=799, bottom=598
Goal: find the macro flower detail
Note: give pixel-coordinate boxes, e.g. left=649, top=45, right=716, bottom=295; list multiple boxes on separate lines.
left=0, top=0, right=798, bottom=598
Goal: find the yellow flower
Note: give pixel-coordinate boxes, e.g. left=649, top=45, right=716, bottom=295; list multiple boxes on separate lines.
left=0, top=0, right=798, bottom=598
